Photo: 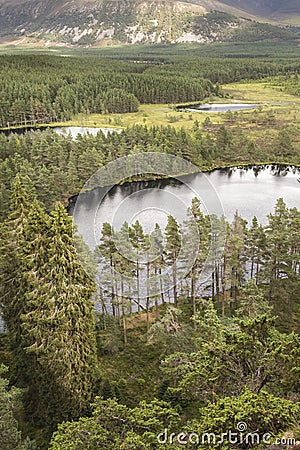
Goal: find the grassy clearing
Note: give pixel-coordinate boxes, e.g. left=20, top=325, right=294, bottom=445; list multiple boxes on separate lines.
left=66, top=102, right=223, bottom=131
left=224, top=79, right=300, bottom=106
left=70, top=104, right=188, bottom=129
left=66, top=99, right=259, bottom=131
left=3, top=78, right=300, bottom=143
left=65, top=78, right=300, bottom=137
left=223, top=80, right=300, bottom=145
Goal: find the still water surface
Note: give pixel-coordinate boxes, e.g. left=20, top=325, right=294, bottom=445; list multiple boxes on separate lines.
left=70, top=165, right=300, bottom=250
left=53, top=126, right=122, bottom=138
left=181, top=103, right=259, bottom=113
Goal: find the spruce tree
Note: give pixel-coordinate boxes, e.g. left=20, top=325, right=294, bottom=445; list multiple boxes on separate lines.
left=0, top=176, right=31, bottom=385
left=20, top=202, right=98, bottom=428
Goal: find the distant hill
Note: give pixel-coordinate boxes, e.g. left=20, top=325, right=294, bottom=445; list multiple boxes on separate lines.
left=184, top=0, right=300, bottom=24
left=0, top=0, right=297, bottom=47
left=215, top=0, right=300, bottom=23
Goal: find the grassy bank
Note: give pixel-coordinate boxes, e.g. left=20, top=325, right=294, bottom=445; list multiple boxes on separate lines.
left=47, top=78, right=300, bottom=134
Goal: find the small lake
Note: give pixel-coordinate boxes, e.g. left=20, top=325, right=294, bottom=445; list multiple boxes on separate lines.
left=0, top=164, right=298, bottom=331
left=0, top=125, right=122, bottom=138
left=70, top=165, right=300, bottom=251
left=53, top=126, right=122, bottom=138
left=179, top=103, right=259, bottom=113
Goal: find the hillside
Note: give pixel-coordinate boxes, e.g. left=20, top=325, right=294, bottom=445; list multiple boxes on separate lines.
left=0, top=0, right=297, bottom=47
left=216, top=0, right=300, bottom=24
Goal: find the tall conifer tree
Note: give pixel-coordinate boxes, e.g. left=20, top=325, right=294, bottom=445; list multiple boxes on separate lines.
left=20, top=202, right=98, bottom=428
left=0, top=176, right=31, bottom=385
left=164, top=216, right=181, bottom=306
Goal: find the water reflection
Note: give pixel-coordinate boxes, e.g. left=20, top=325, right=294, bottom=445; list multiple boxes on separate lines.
left=70, top=165, right=300, bottom=251
left=177, top=103, right=259, bottom=113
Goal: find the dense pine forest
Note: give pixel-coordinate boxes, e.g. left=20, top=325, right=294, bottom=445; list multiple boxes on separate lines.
left=1, top=54, right=300, bottom=128
left=0, top=56, right=216, bottom=127
left=0, top=43, right=300, bottom=449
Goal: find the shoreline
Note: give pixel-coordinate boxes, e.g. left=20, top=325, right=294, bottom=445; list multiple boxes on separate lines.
left=67, top=162, right=300, bottom=206
left=1, top=124, right=299, bottom=204
left=0, top=123, right=124, bottom=133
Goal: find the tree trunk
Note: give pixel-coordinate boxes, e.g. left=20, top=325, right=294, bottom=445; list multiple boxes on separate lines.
left=216, top=264, right=220, bottom=296
left=121, top=278, right=127, bottom=345
left=99, top=286, right=107, bottom=315
left=146, top=260, right=150, bottom=333
left=221, top=255, right=226, bottom=320
left=136, top=260, right=140, bottom=314
left=191, top=265, right=197, bottom=329
left=111, top=258, right=116, bottom=318
left=159, top=267, right=164, bottom=304
left=173, top=253, right=177, bottom=306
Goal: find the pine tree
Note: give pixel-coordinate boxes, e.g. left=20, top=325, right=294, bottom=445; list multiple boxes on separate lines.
left=228, top=212, right=247, bottom=310
left=183, top=198, right=210, bottom=322
left=164, top=216, right=181, bottom=306
left=149, top=224, right=165, bottom=315
left=96, top=222, right=117, bottom=317
left=129, top=220, right=147, bottom=314
left=77, top=147, right=104, bottom=182
left=246, top=216, right=267, bottom=281
left=288, top=207, right=300, bottom=279
left=264, top=198, right=290, bottom=298
left=143, top=232, right=153, bottom=333
left=219, top=213, right=246, bottom=317
left=114, top=222, right=135, bottom=343
left=236, top=278, right=273, bottom=318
